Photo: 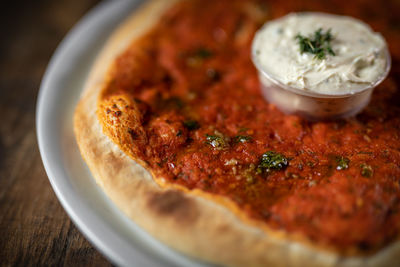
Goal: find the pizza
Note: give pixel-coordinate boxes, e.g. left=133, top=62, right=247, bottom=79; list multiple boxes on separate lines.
left=74, top=0, right=400, bottom=266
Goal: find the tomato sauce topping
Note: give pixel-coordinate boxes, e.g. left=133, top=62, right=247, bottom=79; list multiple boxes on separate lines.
left=100, top=0, right=400, bottom=253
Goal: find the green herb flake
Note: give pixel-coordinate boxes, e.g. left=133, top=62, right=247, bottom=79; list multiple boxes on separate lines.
left=183, top=120, right=200, bottom=130
left=206, top=134, right=227, bottom=149
left=196, top=48, right=213, bottom=59
left=235, top=135, right=252, bottom=143
left=336, top=156, right=350, bottom=170
left=360, top=163, right=373, bottom=178
left=295, top=28, right=335, bottom=60
left=256, top=151, right=288, bottom=174
left=306, top=161, right=315, bottom=168
left=186, top=48, right=214, bottom=67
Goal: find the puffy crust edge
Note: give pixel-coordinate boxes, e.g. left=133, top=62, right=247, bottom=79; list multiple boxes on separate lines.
left=73, top=0, right=400, bottom=266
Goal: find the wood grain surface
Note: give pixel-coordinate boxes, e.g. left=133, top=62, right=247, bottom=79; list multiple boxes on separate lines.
left=0, top=1, right=112, bottom=266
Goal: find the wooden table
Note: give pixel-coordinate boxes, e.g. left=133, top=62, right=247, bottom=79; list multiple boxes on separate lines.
left=0, top=1, right=111, bottom=265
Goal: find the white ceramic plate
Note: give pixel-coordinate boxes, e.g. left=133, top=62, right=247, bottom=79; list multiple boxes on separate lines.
left=36, top=1, right=209, bottom=266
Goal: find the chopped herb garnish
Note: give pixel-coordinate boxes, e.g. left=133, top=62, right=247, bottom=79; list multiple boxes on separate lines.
left=336, top=156, right=350, bottom=170
left=235, top=135, right=252, bottom=143
left=206, top=133, right=227, bottom=149
left=295, top=28, right=336, bottom=60
left=156, top=158, right=168, bottom=167
left=186, top=48, right=214, bottom=67
left=195, top=48, right=213, bottom=59
left=257, top=151, right=288, bottom=174
left=183, top=120, right=200, bottom=130
left=360, top=163, right=373, bottom=177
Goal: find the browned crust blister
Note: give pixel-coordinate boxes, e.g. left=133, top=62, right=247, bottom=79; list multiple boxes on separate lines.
left=73, top=0, right=400, bottom=266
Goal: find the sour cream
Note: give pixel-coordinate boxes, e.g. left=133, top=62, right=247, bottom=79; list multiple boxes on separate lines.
left=252, top=13, right=389, bottom=95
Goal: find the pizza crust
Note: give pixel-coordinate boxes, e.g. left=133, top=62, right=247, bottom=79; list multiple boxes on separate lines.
left=74, top=0, right=400, bottom=266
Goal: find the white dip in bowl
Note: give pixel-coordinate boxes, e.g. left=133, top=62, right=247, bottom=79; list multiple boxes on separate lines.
left=252, top=12, right=391, bottom=120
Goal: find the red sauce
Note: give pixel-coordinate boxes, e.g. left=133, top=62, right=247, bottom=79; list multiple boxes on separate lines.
left=102, top=0, right=400, bottom=253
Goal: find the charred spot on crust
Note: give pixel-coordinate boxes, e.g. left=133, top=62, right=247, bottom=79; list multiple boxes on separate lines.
left=147, top=190, right=198, bottom=225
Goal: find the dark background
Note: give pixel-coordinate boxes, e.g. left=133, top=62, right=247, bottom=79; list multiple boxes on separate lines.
left=0, top=1, right=112, bottom=265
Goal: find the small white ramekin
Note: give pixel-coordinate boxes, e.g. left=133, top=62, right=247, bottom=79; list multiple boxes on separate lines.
left=251, top=15, right=392, bottom=121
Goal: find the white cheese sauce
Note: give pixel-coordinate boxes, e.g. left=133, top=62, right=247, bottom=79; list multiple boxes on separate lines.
left=253, top=13, right=389, bottom=95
